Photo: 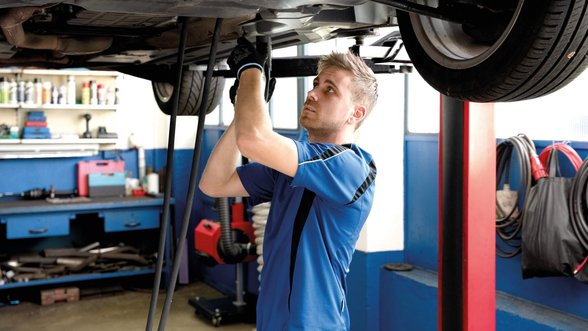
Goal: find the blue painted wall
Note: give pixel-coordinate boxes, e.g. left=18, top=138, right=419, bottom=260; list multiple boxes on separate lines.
left=402, top=134, right=588, bottom=327
left=11, top=129, right=588, bottom=329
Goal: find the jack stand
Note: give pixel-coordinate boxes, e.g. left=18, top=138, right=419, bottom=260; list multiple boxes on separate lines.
left=189, top=263, right=256, bottom=327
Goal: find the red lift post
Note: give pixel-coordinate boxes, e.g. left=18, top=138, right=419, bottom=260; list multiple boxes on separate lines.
left=438, top=96, right=496, bottom=330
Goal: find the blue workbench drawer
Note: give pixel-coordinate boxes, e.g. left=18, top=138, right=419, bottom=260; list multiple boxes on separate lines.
left=4, top=213, right=70, bottom=239
left=102, top=208, right=159, bottom=232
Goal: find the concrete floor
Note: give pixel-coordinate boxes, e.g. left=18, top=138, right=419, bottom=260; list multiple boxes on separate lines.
left=0, top=281, right=256, bottom=331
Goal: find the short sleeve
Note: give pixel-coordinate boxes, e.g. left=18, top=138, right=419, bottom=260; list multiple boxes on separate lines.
left=291, top=141, right=375, bottom=205
left=237, top=162, right=276, bottom=205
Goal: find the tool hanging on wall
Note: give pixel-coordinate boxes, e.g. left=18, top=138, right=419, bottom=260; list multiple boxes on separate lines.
left=521, top=144, right=588, bottom=280
left=495, top=134, right=539, bottom=258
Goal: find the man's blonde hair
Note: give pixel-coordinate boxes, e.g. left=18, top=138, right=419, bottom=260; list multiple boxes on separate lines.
left=317, top=51, right=378, bottom=126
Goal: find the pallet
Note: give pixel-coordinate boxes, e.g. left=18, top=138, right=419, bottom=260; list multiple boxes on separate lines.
left=40, top=287, right=79, bottom=306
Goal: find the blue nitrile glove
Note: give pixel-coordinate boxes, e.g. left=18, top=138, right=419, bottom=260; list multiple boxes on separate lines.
left=227, top=37, right=267, bottom=79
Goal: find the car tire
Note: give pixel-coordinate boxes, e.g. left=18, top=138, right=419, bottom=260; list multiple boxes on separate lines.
left=397, top=0, right=588, bottom=102
left=152, top=69, right=225, bottom=116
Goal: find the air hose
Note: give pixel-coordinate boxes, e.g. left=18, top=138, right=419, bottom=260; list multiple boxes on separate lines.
left=217, top=197, right=256, bottom=263
left=495, top=134, right=540, bottom=258
left=566, top=148, right=588, bottom=264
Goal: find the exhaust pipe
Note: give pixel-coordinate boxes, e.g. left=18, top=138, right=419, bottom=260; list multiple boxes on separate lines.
left=0, top=6, right=113, bottom=56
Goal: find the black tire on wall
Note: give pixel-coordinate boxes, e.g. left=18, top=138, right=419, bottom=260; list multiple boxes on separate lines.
left=397, top=0, right=588, bottom=102
left=152, top=69, right=225, bottom=116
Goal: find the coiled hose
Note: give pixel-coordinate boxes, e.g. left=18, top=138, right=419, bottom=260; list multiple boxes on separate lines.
left=567, top=150, right=588, bottom=254
left=495, top=134, right=537, bottom=258
left=217, top=197, right=256, bottom=263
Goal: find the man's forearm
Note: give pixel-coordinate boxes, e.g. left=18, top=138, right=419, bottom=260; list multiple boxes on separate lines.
left=234, top=69, right=274, bottom=160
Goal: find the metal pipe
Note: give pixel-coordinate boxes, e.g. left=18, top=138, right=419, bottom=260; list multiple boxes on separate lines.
left=145, top=15, right=189, bottom=331
left=156, top=17, right=224, bottom=331
left=0, top=7, right=112, bottom=55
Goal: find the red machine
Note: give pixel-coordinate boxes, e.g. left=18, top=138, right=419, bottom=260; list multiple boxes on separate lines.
left=194, top=202, right=256, bottom=265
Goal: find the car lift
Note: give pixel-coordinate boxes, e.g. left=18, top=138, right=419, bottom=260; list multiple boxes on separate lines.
left=142, top=15, right=413, bottom=331
left=439, top=97, right=496, bottom=330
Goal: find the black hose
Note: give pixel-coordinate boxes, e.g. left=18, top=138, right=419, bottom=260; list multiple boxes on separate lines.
left=145, top=16, right=188, bottom=331
left=217, top=197, right=256, bottom=263
left=569, top=157, right=588, bottom=251
left=495, top=134, right=535, bottom=258
left=154, top=17, right=224, bottom=331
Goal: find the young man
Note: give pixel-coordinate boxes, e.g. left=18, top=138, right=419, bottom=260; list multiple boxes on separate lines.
left=199, top=38, right=378, bottom=330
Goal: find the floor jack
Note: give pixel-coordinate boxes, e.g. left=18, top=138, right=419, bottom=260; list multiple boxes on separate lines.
left=188, top=263, right=257, bottom=327
left=189, top=199, right=257, bottom=327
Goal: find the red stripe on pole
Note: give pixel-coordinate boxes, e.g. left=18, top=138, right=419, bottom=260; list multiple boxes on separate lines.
left=463, top=102, right=496, bottom=330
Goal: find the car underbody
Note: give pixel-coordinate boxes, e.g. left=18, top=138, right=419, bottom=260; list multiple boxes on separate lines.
left=0, top=0, right=584, bottom=103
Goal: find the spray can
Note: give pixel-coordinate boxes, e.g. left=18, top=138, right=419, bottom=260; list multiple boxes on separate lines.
left=67, top=75, right=76, bottom=105
left=97, top=83, right=106, bottom=105
left=81, top=82, right=90, bottom=105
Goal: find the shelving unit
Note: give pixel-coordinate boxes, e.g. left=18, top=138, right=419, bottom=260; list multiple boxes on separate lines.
left=0, top=68, right=121, bottom=158
left=0, top=138, right=117, bottom=159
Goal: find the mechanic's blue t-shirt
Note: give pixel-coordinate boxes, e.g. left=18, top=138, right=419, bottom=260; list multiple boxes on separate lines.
left=237, top=140, right=376, bottom=331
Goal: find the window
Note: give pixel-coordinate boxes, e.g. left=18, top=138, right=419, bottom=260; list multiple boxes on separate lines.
left=207, top=46, right=301, bottom=130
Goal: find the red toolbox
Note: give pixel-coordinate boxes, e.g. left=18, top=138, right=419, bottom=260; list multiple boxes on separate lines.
left=77, top=160, right=125, bottom=197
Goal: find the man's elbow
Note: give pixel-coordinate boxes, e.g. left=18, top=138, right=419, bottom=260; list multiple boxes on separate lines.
left=235, top=131, right=261, bottom=160
left=199, top=179, right=220, bottom=198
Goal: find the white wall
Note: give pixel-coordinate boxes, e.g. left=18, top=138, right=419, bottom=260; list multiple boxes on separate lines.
left=355, top=73, right=406, bottom=252
left=118, top=54, right=408, bottom=254
left=115, top=75, right=198, bottom=150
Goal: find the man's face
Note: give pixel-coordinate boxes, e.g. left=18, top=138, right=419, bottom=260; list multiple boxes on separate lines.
left=300, top=66, right=356, bottom=134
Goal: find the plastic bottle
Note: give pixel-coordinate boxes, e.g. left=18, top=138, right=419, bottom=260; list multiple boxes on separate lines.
left=34, top=78, right=43, bottom=105
left=90, top=80, right=97, bottom=105
left=0, top=78, right=7, bottom=104
left=58, top=85, right=67, bottom=104
left=106, top=87, right=115, bottom=105
left=67, top=75, right=76, bottom=105
left=81, top=82, right=90, bottom=105
left=51, top=86, right=59, bottom=104
left=17, top=80, right=24, bottom=103
left=9, top=79, right=17, bottom=105
left=42, top=81, right=52, bottom=104
left=24, top=80, right=33, bottom=104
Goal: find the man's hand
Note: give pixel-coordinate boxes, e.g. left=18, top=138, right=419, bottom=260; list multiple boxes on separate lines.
left=229, top=79, right=239, bottom=105
left=227, top=37, right=267, bottom=79
left=229, top=77, right=276, bottom=105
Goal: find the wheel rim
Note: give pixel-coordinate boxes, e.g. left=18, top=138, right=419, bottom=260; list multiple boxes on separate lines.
left=153, top=81, right=174, bottom=103
left=409, top=1, right=524, bottom=69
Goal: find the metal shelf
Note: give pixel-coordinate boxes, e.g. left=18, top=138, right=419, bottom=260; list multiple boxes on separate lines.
left=0, top=138, right=118, bottom=159
left=0, top=103, right=118, bottom=111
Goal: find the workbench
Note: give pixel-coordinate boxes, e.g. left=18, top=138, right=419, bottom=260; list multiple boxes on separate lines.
left=0, top=196, right=172, bottom=291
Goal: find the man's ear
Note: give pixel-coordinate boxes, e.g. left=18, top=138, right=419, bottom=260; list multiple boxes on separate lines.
left=348, top=105, right=367, bottom=126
